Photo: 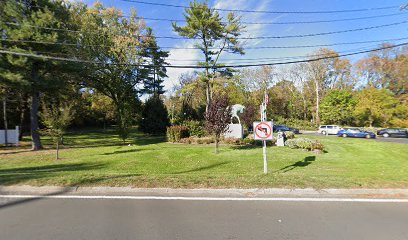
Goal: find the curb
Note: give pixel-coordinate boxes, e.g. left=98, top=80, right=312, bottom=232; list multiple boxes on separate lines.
left=1, top=185, right=408, bottom=199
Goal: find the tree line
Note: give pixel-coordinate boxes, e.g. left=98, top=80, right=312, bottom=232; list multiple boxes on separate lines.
left=0, top=0, right=169, bottom=150
left=1, top=0, right=407, bottom=152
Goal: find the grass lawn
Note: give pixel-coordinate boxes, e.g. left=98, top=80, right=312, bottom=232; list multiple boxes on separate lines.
left=1, top=129, right=408, bottom=189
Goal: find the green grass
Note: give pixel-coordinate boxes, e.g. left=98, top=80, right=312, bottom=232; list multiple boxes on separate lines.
left=1, top=129, right=408, bottom=189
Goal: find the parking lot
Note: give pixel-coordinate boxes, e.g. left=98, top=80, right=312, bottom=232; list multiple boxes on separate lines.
left=302, top=132, right=408, bottom=144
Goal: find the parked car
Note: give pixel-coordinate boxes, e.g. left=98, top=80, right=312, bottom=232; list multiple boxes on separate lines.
left=337, top=128, right=376, bottom=139
left=377, top=128, right=408, bottom=138
left=273, top=125, right=300, bottom=134
left=318, top=125, right=342, bottom=135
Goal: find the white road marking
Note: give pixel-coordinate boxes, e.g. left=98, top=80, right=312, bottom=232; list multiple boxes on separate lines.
left=0, top=195, right=408, bottom=203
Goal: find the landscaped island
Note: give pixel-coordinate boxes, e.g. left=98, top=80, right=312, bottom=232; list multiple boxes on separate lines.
left=1, top=129, right=407, bottom=189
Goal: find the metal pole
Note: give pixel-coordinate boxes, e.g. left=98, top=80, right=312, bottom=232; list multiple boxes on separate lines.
left=263, top=140, right=267, bottom=174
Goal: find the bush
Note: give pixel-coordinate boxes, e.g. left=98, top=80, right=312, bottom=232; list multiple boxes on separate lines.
left=243, top=134, right=275, bottom=146
left=179, top=136, right=214, bottom=144
left=284, top=131, right=295, bottom=139
left=167, top=126, right=189, bottom=142
left=222, top=137, right=244, bottom=145
left=140, top=96, right=170, bottom=134
left=285, top=138, right=324, bottom=151
left=182, top=120, right=206, bottom=137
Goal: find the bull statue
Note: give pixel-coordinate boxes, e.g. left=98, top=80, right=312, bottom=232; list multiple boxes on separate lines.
left=230, top=104, right=245, bottom=124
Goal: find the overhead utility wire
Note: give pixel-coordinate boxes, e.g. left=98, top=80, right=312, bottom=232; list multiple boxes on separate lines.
left=127, top=12, right=407, bottom=25
left=4, top=20, right=407, bottom=40
left=3, top=37, right=408, bottom=51
left=20, top=4, right=407, bottom=24
left=0, top=42, right=407, bottom=68
left=120, top=0, right=400, bottom=14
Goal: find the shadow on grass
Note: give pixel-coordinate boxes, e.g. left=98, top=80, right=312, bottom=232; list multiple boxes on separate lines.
left=0, top=163, right=106, bottom=185
left=0, top=163, right=142, bottom=210
left=278, top=156, right=316, bottom=173
left=101, top=148, right=142, bottom=155
left=230, top=145, right=261, bottom=150
left=72, top=174, right=142, bottom=185
left=175, top=161, right=230, bottom=174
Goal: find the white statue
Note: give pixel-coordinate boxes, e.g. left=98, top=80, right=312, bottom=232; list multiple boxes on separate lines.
left=230, top=104, right=245, bottom=124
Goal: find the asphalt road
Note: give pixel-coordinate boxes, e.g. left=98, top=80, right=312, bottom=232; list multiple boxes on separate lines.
left=302, top=132, right=408, bottom=144
left=1, top=196, right=408, bottom=240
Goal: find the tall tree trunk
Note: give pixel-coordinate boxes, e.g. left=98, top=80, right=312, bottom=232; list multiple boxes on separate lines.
left=315, top=80, right=320, bottom=125
left=215, top=137, right=219, bottom=154
left=30, top=67, right=42, bottom=151
left=3, top=95, right=8, bottom=146
left=205, top=80, right=211, bottom=113
left=18, top=96, right=28, bottom=140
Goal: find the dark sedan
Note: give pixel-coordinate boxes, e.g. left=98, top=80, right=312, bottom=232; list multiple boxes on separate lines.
left=377, top=128, right=408, bottom=138
left=273, top=125, right=300, bottom=134
left=337, top=128, right=376, bottom=139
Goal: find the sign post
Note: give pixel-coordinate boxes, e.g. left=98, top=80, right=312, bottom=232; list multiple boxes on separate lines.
left=253, top=92, right=272, bottom=174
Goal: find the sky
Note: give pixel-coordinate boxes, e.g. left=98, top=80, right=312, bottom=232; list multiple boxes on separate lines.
left=80, top=0, right=408, bottom=92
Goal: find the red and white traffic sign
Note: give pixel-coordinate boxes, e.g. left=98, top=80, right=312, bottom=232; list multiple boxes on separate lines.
left=253, top=122, right=273, bottom=141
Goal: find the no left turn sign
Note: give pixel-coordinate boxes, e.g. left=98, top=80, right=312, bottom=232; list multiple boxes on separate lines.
left=253, top=122, right=273, bottom=141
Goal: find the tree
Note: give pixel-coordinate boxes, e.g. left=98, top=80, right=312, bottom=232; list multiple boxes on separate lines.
left=205, top=94, right=231, bottom=154
left=0, top=0, right=77, bottom=150
left=90, top=92, right=116, bottom=130
left=40, top=102, right=74, bottom=160
left=173, top=0, right=245, bottom=112
left=320, top=90, right=356, bottom=125
left=139, top=95, right=170, bottom=135
left=238, top=66, right=275, bottom=107
left=75, top=3, right=150, bottom=142
left=356, top=44, right=408, bottom=95
left=303, top=49, right=350, bottom=124
left=354, top=87, right=398, bottom=127
left=141, top=29, right=169, bottom=96
left=240, top=104, right=257, bottom=130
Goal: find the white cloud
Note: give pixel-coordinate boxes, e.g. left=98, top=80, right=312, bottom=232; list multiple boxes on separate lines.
left=163, top=0, right=278, bottom=93
left=214, top=0, right=280, bottom=47
left=164, top=42, right=201, bottom=93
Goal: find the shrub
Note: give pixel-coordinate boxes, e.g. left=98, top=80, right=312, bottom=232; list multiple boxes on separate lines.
left=182, top=120, right=206, bottom=137
left=284, top=131, right=295, bottom=139
left=140, top=96, right=170, bottom=134
left=286, top=138, right=324, bottom=151
left=178, top=136, right=214, bottom=144
left=243, top=134, right=275, bottom=146
left=222, top=137, right=244, bottom=145
left=167, top=126, right=189, bottom=142
left=196, top=137, right=215, bottom=144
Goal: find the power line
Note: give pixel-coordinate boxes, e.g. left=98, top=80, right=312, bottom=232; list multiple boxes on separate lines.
left=167, top=46, right=387, bottom=62
left=21, top=3, right=406, bottom=25
left=4, top=20, right=407, bottom=40
left=1, top=42, right=407, bottom=68
left=159, top=21, right=408, bottom=40
left=120, top=0, right=401, bottom=14
left=136, top=12, right=406, bottom=25
left=3, top=37, right=408, bottom=51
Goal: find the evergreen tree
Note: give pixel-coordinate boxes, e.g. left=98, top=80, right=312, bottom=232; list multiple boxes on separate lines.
left=0, top=0, right=77, bottom=150
left=139, top=95, right=170, bottom=135
left=173, top=0, right=245, bottom=112
left=142, top=28, right=168, bottom=95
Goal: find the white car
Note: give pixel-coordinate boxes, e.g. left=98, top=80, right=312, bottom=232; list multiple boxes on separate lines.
left=318, top=125, right=342, bottom=135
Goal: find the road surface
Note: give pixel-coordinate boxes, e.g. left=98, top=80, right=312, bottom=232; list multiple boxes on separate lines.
left=302, top=132, right=408, bottom=144
left=1, top=195, right=408, bottom=240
